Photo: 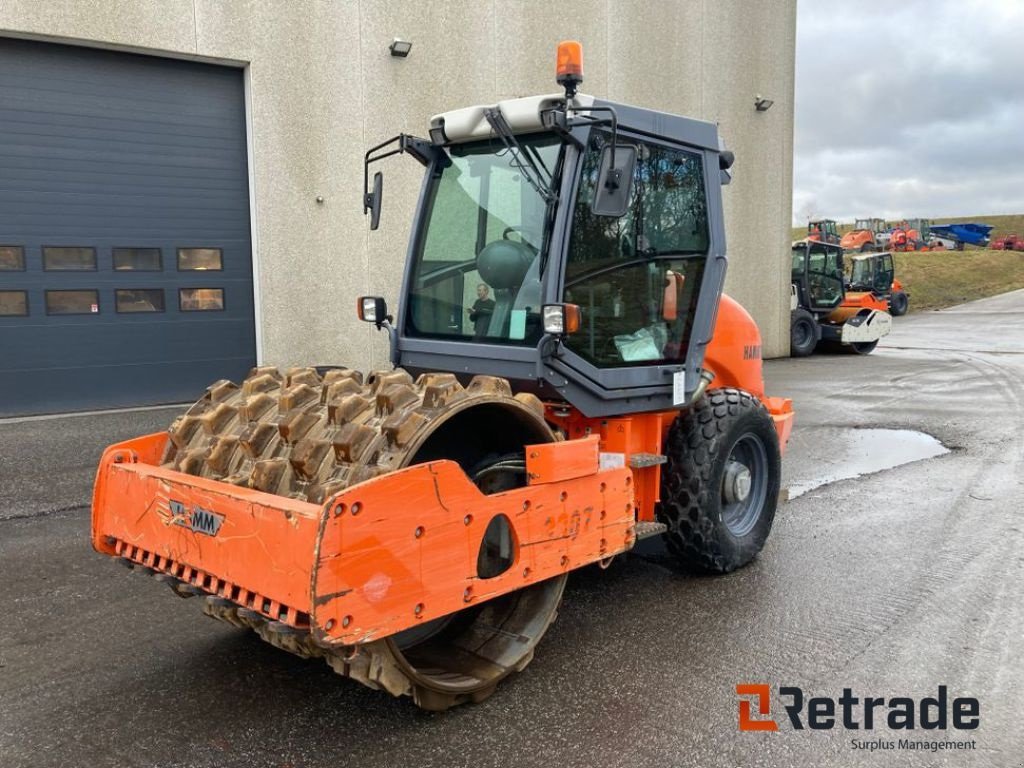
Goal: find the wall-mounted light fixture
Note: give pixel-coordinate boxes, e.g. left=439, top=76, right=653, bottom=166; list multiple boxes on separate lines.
left=754, top=95, right=774, bottom=112
left=389, top=38, right=412, bottom=58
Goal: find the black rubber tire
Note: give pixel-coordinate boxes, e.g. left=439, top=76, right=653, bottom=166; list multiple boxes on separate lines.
left=849, top=340, right=878, bottom=355
left=656, top=388, right=781, bottom=574
left=790, top=309, right=818, bottom=357
left=860, top=242, right=872, bottom=252
left=890, top=291, right=909, bottom=316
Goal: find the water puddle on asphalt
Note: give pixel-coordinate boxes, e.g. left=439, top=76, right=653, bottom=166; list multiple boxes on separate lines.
left=786, top=428, right=950, bottom=499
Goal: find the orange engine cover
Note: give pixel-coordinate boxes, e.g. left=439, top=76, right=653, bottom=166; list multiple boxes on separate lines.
left=703, top=294, right=766, bottom=398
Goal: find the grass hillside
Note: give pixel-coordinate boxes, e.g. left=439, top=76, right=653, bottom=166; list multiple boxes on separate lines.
left=896, top=249, right=1024, bottom=312
left=791, top=213, right=1024, bottom=242
left=791, top=214, right=1024, bottom=311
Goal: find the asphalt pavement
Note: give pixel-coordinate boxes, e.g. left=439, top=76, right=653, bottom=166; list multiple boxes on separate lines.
left=2, top=290, right=1022, bottom=768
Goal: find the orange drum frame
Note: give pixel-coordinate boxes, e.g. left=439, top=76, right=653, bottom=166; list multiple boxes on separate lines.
left=93, top=387, right=792, bottom=650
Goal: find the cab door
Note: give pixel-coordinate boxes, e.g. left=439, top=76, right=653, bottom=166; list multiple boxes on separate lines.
left=559, top=130, right=710, bottom=370
left=806, top=245, right=844, bottom=310
left=875, top=253, right=895, bottom=294
left=791, top=245, right=810, bottom=308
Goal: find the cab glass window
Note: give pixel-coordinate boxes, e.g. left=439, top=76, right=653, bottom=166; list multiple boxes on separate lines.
left=791, top=249, right=805, bottom=276
left=562, top=132, right=708, bottom=368
left=404, top=134, right=561, bottom=344
left=806, top=246, right=843, bottom=308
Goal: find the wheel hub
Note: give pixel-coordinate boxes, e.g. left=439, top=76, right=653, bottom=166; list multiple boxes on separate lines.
left=723, top=460, right=752, bottom=504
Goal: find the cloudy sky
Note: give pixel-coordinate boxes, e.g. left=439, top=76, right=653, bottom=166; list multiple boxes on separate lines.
left=793, top=0, right=1024, bottom=224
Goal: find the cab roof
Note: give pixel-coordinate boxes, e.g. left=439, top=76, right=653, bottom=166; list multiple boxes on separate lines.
left=429, top=92, right=722, bottom=152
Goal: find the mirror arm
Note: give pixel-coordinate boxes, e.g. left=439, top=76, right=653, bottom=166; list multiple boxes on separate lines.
left=540, top=107, right=584, bottom=148
left=363, top=135, right=401, bottom=215
left=566, top=105, right=620, bottom=189
left=382, top=318, right=400, bottom=365
left=399, top=135, right=435, bottom=166
left=535, top=333, right=564, bottom=382
left=363, top=133, right=433, bottom=215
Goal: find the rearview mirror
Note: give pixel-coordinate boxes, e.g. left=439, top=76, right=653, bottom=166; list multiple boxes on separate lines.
left=365, top=171, right=383, bottom=230
left=591, top=144, right=636, bottom=218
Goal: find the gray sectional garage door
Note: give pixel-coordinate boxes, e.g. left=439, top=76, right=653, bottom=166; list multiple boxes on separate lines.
left=0, top=38, right=255, bottom=416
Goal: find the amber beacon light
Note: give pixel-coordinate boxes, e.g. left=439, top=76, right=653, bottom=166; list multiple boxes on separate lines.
left=556, top=40, right=583, bottom=97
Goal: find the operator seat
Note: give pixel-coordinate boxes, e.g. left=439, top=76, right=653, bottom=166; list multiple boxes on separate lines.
left=476, top=239, right=536, bottom=338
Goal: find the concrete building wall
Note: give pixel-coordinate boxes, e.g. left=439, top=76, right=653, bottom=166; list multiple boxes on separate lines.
left=0, top=0, right=796, bottom=366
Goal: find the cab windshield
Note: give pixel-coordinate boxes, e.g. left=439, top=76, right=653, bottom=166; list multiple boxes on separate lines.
left=794, top=243, right=843, bottom=309
left=404, top=134, right=562, bottom=345
left=848, top=253, right=893, bottom=293
left=850, top=258, right=870, bottom=287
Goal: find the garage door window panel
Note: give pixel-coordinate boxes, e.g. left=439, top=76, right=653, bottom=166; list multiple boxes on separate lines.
left=0, top=291, right=29, bottom=316
left=46, top=289, right=100, bottom=315
left=43, top=247, right=97, bottom=271
left=113, top=248, right=162, bottom=271
left=116, top=289, right=165, bottom=313
left=177, top=248, right=223, bottom=271
left=180, top=288, right=225, bottom=311
left=0, top=246, right=25, bottom=271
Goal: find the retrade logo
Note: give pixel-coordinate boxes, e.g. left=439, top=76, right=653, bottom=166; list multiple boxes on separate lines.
left=736, top=684, right=779, bottom=731
left=736, top=684, right=979, bottom=732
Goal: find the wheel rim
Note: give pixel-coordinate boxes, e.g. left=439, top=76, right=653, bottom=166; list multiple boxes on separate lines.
left=793, top=319, right=811, bottom=348
left=720, top=433, right=769, bottom=537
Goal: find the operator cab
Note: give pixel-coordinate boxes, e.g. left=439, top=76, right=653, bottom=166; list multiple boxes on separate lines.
left=791, top=239, right=844, bottom=314
left=807, top=219, right=840, bottom=245
left=852, top=217, right=885, bottom=233
left=359, top=42, right=732, bottom=416
left=848, top=252, right=895, bottom=296
left=403, top=126, right=709, bottom=361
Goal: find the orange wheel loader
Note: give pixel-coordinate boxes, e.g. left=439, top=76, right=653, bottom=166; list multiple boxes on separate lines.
left=91, top=42, right=794, bottom=711
left=839, top=217, right=886, bottom=252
